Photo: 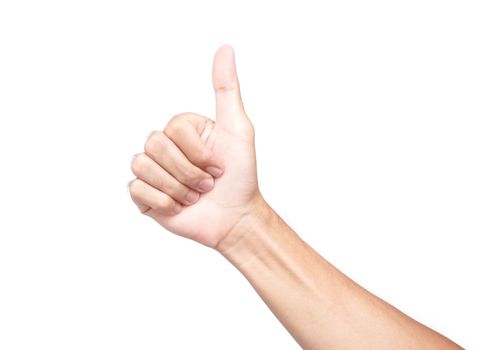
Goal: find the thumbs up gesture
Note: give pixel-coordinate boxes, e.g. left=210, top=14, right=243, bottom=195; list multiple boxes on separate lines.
left=130, top=45, right=265, bottom=248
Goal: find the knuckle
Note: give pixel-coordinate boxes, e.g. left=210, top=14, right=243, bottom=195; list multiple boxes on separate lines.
left=172, top=112, right=195, bottom=122
left=144, top=132, right=162, bottom=155
left=164, top=123, right=179, bottom=138
left=165, top=113, right=191, bottom=135
left=128, top=179, right=142, bottom=197
left=154, top=176, right=174, bottom=196
left=154, top=195, right=172, bottom=212
left=163, top=182, right=181, bottom=199
left=130, top=154, right=146, bottom=175
left=181, top=166, right=201, bottom=183
left=198, top=147, right=213, bottom=164
left=152, top=176, right=166, bottom=192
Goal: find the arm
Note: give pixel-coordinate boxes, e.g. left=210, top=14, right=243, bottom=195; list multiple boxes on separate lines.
left=217, top=200, right=461, bottom=349
left=129, top=45, right=462, bottom=349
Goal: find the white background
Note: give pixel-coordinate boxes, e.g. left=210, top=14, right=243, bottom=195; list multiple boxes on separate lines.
left=1, top=1, right=489, bottom=349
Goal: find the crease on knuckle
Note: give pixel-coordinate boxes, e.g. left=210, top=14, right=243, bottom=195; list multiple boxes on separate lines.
left=139, top=206, right=151, bottom=215
left=199, top=118, right=214, bottom=138
left=181, top=165, right=200, bottom=184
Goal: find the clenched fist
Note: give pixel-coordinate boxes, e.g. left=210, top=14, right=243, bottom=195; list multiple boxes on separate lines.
left=129, top=45, right=264, bottom=248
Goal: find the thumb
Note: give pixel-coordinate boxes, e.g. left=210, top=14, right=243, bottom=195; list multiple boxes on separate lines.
left=212, top=45, right=247, bottom=125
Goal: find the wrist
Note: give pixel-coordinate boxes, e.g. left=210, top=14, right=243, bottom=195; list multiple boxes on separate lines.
left=215, top=194, right=278, bottom=267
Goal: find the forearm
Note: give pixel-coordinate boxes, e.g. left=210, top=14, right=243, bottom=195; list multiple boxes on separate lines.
left=217, top=198, right=462, bottom=350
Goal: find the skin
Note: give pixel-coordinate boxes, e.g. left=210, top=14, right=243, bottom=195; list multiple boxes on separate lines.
left=129, top=45, right=463, bottom=350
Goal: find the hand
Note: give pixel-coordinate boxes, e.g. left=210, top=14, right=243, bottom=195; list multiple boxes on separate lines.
left=129, top=45, right=263, bottom=248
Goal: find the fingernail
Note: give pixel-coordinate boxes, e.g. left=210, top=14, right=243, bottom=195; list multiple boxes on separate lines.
left=198, top=177, right=214, bottom=192
left=206, top=166, right=223, bottom=177
left=174, top=202, right=183, bottom=214
left=185, top=190, right=199, bottom=204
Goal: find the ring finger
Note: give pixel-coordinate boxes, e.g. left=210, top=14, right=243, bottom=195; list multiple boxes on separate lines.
left=131, top=153, right=200, bottom=205
left=144, top=131, right=215, bottom=193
